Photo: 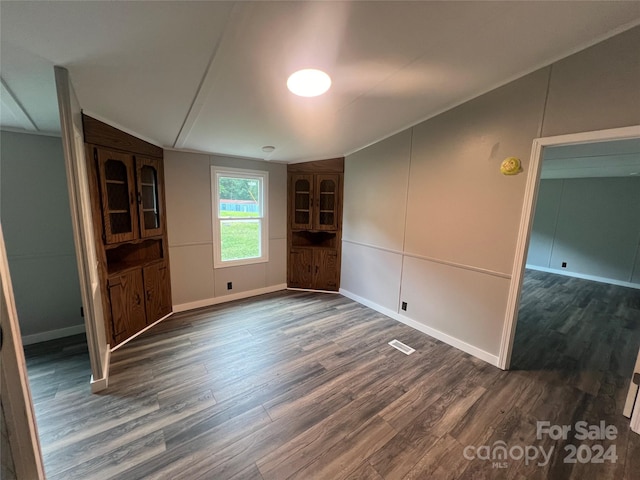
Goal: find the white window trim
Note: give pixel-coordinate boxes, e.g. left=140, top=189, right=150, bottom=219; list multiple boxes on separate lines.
left=211, top=166, right=269, bottom=269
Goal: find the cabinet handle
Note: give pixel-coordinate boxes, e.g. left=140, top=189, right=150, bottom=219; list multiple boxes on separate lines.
left=308, top=265, right=311, bottom=273
left=137, top=192, right=142, bottom=205
left=146, top=291, right=152, bottom=301
left=134, top=293, right=141, bottom=305
left=315, top=265, right=319, bottom=274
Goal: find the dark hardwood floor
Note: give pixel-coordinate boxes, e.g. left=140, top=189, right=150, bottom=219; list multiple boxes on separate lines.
left=24, top=272, right=640, bottom=479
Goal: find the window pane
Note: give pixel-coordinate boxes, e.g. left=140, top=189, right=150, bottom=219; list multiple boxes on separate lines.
left=220, top=219, right=261, bottom=261
left=218, top=176, right=260, bottom=218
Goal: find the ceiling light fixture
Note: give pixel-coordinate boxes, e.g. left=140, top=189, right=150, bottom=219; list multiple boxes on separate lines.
left=287, top=69, right=331, bottom=97
left=262, top=145, right=275, bottom=153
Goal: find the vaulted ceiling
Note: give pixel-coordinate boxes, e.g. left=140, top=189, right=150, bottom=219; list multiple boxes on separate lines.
left=1, top=1, right=639, bottom=162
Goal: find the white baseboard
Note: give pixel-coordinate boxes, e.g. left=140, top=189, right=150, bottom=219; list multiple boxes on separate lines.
left=339, top=288, right=500, bottom=367
left=90, top=347, right=110, bottom=393
left=21, top=324, right=86, bottom=345
left=173, top=283, right=288, bottom=313
left=110, top=311, right=173, bottom=352
left=286, top=287, right=340, bottom=294
left=525, top=265, right=640, bottom=290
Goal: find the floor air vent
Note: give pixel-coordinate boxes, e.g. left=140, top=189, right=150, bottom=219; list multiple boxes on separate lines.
left=388, top=339, right=415, bottom=355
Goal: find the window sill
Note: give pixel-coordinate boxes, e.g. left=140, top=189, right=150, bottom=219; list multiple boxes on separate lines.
left=213, top=256, right=269, bottom=269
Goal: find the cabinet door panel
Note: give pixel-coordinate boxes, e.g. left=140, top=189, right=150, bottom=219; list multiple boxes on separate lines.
left=289, top=248, right=313, bottom=288
left=108, top=269, right=146, bottom=344
left=314, top=249, right=339, bottom=291
left=143, top=262, right=172, bottom=324
left=290, top=174, right=314, bottom=230
left=136, top=157, right=164, bottom=238
left=97, top=148, right=138, bottom=244
left=314, top=174, right=340, bottom=231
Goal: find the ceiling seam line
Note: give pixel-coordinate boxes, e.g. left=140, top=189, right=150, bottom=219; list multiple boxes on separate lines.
left=0, top=77, right=39, bottom=132
left=173, top=4, right=239, bottom=149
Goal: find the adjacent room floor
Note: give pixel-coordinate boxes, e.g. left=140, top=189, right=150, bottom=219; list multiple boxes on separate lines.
left=25, top=274, right=640, bottom=479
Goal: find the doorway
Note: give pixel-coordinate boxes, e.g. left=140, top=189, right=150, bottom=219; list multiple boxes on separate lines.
left=500, top=125, right=640, bottom=366
left=499, top=125, right=640, bottom=417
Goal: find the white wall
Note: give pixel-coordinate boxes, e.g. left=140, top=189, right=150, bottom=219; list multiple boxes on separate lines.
left=0, top=131, right=84, bottom=341
left=164, top=150, right=287, bottom=311
left=527, top=177, right=640, bottom=286
left=341, top=26, right=640, bottom=366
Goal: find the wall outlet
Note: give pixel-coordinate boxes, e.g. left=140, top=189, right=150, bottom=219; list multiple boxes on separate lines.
left=227, top=282, right=233, bottom=290
left=401, top=301, right=407, bottom=311
left=561, top=262, right=567, bottom=268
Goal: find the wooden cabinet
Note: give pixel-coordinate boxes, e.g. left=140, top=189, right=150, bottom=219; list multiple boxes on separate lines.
left=314, top=248, right=339, bottom=290
left=108, top=270, right=146, bottom=345
left=143, top=261, right=171, bottom=322
left=136, top=157, right=164, bottom=238
left=288, top=158, right=343, bottom=291
left=291, top=174, right=313, bottom=230
left=84, top=114, right=172, bottom=346
left=290, top=173, right=340, bottom=231
left=95, top=148, right=164, bottom=244
left=289, top=248, right=339, bottom=290
left=107, top=261, right=170, bottom=344
left=289, top=248, right=313, bottom=288
left=96, top=149, right=137, bottom=244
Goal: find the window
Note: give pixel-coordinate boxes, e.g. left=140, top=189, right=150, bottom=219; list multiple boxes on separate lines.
left=212, top=166, right=269, bottom=268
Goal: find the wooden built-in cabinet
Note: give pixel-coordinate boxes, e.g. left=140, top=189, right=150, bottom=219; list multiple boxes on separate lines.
left=143, top=261, right=171, bottom=321
left=289, top=247, right=339, bottom=291
left=288, top=158, right=343, bottom=291
left=291, top=173, right=340, bottom=231
left=108, top=269, right=146, bottom=345
left=96, top=149, right=164, bottom=244
left=107, top=261, right=171, bottom=345
left=84, top=114, right=172, bottom=346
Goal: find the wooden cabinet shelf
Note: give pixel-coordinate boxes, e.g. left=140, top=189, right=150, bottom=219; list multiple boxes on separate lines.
left=105, top=239, right=165, bottom=276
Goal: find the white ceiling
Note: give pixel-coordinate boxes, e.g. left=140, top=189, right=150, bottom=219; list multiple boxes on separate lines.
left=541, top=139, right=640, bottom=179
left=1, top=1, right=639, bottom=162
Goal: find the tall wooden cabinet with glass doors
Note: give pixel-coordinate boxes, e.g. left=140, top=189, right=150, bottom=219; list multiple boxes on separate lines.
left=84, top=115, right=172, bottom=346
left=288, top=158, right=343, bottom=291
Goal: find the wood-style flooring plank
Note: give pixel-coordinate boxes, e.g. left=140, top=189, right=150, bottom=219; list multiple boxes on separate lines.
left=285, top=415, right=396, bottom=480
left=256, top=384, right=404, bottom=480
left=345, top=462, right=385, bottom=480
left=23, top=273, right=640, bottom=480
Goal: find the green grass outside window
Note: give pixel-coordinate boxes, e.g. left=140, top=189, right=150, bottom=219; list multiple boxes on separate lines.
left=220, top=211, right=261, bottom=261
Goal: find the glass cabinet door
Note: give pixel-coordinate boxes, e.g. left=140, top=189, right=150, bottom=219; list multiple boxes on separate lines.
left=97, top=148, right=137, bottom=244
left=136, top=157, right=163, bottom=238
left=314, top=174, right=339, bottom=231
left=291, top=174, right=313, bottom=230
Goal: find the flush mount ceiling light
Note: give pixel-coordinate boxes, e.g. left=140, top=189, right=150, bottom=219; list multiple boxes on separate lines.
left=287, top=69, right=331, bottom=97
left=261, top=145, right=275, bottom=153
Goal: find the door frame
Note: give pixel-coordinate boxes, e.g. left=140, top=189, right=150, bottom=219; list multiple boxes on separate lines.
left=0, top=224, right=45, bottom=479
left=55, top=66, right=110, bottom=392
left=632, top=382, right=640, bottom=434
left=498, top=124, right=640, bottom=370
left=625, top=346, right=640, bottom=421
